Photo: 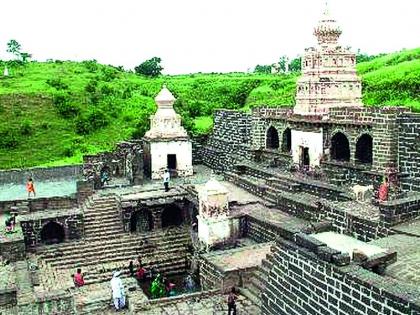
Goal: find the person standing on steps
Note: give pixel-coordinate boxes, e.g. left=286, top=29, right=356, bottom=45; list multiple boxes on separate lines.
left=227, top=287, right=237, bottom=315
left=26, top=177, right=36, bottom=198
left=111, top=271, right=126, bottom=311
left=163, top=169, right=170, bottom=192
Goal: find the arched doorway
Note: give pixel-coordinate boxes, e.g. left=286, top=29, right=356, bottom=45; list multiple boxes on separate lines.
left=330, top=132, right=350, bottom=162
left=130, top=209, right=153, bottom=233
left=282, top=128, right=292, bottom=153
left=40, top=221, right=65, bottom=244
left=266, top=126, right=279, bottom=149
left=355, top=134, right=373, bottom=164
left=161, top=204, right=184, bottom=228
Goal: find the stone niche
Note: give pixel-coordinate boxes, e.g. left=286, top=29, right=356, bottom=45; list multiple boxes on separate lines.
left=197, top=179, right=239, bottom=248
left=143, top=86, right=193, bottom=180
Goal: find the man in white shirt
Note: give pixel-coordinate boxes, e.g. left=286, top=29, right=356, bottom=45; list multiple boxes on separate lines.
left=163, top=169, right=170, bottom=192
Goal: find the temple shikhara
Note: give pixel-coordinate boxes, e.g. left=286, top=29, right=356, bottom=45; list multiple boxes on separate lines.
left=1, top=2, right=420, bottom=315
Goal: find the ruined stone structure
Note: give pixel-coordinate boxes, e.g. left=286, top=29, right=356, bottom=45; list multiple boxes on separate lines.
left=1, top=3, right=420, bottom=315
left=143, top=86, right=193, bottom=180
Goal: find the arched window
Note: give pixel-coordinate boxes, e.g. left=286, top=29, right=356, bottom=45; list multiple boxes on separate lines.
left=266, top=126, right=279, bottom=150
left=331, top=132, right=350, bottom=162
left=41, top=221, right=65, bottom=244
left=355, top=134, right=373, bottom=164
left=130, top=209, right=154, bottom=233
left=282, top=128, right=292, bottom=153
left=162, top=204, right=184, bottom=228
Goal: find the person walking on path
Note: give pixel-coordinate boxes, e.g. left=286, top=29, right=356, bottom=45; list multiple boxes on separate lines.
left=26, top=177, right=36, bottom=198
left=163, top=169, right=170, bottom=192
left=227, top=287, right=237, bottom=315
left=110, top=271, right=126, bottom=311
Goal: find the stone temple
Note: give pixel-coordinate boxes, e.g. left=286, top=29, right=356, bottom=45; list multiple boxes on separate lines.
left=1, top=4, right=420, bottom=315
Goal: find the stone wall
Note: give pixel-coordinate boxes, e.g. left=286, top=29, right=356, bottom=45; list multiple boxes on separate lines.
left=191, top=135, right=208, bottom=165
left=83, top=141, right=143, bottom=188
left=0, top=195, right=78, bottom=215
left=0, top=165, right=81, bottom=185
left=200, top=110, right=252, bottom=172
left=398, top=114, right=420, bottom=192
left=262, top=238, right=420, bottom=315
left=0, top=236, right=25, bottom=262
left=19, top=210, right=84, bottom=247
left=379, top=194, right=420, bottom=226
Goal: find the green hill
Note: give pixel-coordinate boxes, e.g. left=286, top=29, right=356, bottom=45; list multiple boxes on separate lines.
left=0, top=48, right=419, bottom=169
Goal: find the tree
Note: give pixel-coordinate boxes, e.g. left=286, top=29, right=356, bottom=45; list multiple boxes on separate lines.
left=254, top=64, right=271, bottom=74
left=288, top=57, right=302, bottom=73
left=134, top=57, right=163, bottom=77
left=7, top=39, right=22, bottom=60
left=20, top=52, right=32, bottom=63
left=278, top=55, right=289, bottom=73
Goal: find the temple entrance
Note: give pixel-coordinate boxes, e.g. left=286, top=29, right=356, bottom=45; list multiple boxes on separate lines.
left=40, top=221, right=65, bottom=244
left=331, top=132, right=350, bottom=162
left=299, top=146, right=310, bottom=167
left=167, top=154, right=177, bottom=170
left=130, top=209, right=154, bottom=233
left=161, top=204, right=184, bottom=228
left=282, top=128, right=292, bottom=153
left=266, top=126, right=279, bottom=149
left=355, top=134, right=373, bottom=164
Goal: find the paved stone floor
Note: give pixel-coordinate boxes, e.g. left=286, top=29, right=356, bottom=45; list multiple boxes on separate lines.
left=0, top=178, right=77, bottom=201
left=139, top=293, right=260, bottom=315
left=371, top=234, right=420, bottom=286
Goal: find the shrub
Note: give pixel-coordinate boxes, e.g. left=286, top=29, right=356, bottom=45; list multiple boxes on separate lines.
left=75, top=109, right=109, bottom=135
left=0, top=129, right=19, bottom=149
left=53, top=93, right=80, bottom=118
left=46, top=78, right=68, bottom=90
left=20, top=119, right=32, bottom=135
left=82, top=60, right=98, bottom=72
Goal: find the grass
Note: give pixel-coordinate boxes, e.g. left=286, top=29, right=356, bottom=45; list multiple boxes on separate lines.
left=0, top=48, right=419, bottom=169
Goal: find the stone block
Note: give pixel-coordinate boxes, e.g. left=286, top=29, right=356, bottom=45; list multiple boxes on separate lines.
left=295, top=233, right=326, bottom=252
left=331, top=253, right=350, bottom=266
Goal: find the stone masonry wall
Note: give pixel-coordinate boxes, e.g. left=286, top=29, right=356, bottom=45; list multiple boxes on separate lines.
left=0, top=165, right=81, bottom=185
left=200, top=110, right=252, bottom=171
left=398, top=113, right=420, bottom=192
left=262, top=238, right=420, bottom=315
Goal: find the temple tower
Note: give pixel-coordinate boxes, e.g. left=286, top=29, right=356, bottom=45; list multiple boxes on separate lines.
left=293, top=2, right=362, bottom=116
left=143, top=86, right=193, bottom=179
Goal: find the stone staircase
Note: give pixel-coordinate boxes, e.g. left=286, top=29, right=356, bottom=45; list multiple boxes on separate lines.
left=241, top=252, right=272, bottom=309
left=83, top=194, right=124, bottom=240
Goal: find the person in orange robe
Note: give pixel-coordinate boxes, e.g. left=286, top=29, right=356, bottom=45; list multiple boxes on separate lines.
left=26, top=177, right=36, bottom=198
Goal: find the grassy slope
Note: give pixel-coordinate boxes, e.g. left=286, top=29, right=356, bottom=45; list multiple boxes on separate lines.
left=0, top=48, right=418, bottom=169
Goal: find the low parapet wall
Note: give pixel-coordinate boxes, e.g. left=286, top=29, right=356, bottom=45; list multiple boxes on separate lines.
left=262, top=237, right=420, bottom=315
left=0, top=165, right=81, bottom=185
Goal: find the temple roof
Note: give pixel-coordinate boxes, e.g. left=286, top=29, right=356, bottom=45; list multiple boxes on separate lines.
left=155, top=85, right=176, bottom=106
left=313, top=1, right=342, bottom=45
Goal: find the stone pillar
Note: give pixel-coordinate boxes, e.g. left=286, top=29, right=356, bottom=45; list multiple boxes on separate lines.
left=197, top=179, right=239, bottom=249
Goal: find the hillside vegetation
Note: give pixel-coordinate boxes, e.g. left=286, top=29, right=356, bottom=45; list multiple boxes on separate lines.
left=0, top=48, right=419, bottom=169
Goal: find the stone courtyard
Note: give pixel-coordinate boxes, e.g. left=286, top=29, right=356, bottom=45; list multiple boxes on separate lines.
left=1, top=3, right=420, bottom=315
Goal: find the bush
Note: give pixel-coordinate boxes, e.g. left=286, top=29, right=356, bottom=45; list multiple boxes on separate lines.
left=46, top=78, right=68, bottom=90
left=82, top=60, right=98, bottom=72
left=53, top=93, right=80, bottom=118
left=75, top=109, right=109, bottom=135
left=0, top=129, right=19, bottom=149
left=20, top=119, right=32, bottom=135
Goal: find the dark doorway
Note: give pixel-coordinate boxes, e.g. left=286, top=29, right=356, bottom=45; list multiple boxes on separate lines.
left=355, top=134, right=373, bottom=164
left=40, top=221, right=65, bottom=244
left=299, top=146, right=310, bottom=167
left=130, top=209, right=153, bottom=233
left=331, top=132, right=350, bottom=162
left=266, top=126, right=279, bottom=149
left=167, top=154, right=177, bottom=170
left=161, top=204, right=184, bottom=228
left=282, top=128, right=292, bottom=153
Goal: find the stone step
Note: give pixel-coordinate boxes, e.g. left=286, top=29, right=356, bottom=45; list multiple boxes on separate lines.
left=37, top=228, right=189, bottom=254
left=41, top=232, right=190, bottom=261
left=84, top=216, right=122, bottom=224
left=46, top=239, right=190, bottom=268
left=240, top=288, right=261, bottom=307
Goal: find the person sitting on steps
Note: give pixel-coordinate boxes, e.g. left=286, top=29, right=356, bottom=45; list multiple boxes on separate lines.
left=73, top=268, right=85, bottom=287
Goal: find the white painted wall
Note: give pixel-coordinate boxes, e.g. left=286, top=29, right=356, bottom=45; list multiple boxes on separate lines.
left=150, top=140, right=193, bottom=179
left=291, top=129, right=324, bottom=167
left=197, top=215, right=240, bottom=247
